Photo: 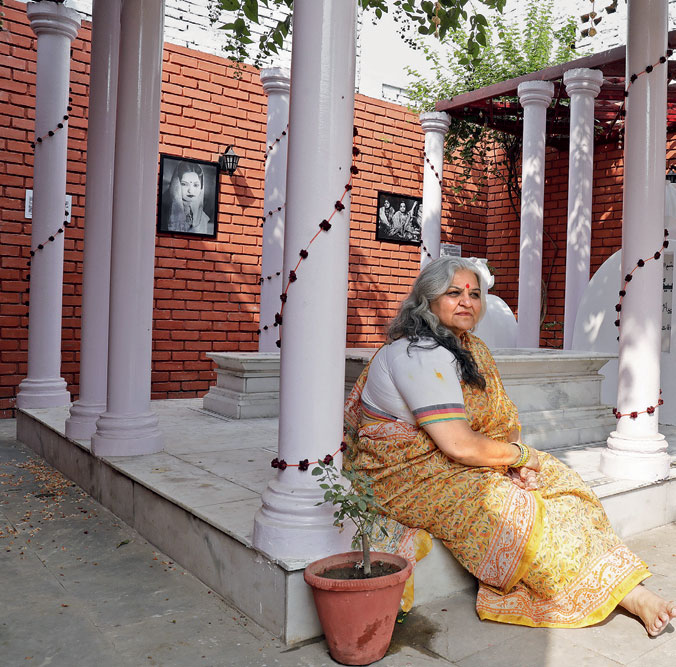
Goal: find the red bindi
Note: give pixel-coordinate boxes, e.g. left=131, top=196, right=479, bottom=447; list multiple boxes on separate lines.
left=465, top=283, right=470, bottom=289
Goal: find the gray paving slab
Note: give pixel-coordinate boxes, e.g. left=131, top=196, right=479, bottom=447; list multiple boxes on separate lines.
left=3, top=419, right=676, bottom=667
left=178, top=447, right=277, bottom=494
left=108, top=451, right=260, bottom=508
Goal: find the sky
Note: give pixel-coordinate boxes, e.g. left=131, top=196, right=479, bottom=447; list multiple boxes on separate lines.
left=356, top=0, right=632, bottom=103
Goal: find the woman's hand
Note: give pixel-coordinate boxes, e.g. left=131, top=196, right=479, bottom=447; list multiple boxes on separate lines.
left=507, top=448, right=541, bottom=491
left=523, top=448, right=541, bottom=473
left=507, top=468, right=535, bottom=490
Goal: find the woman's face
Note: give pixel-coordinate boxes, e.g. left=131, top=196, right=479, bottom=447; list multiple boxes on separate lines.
left=430, top=268, right=482, bottom=336
left=180, top=171, right=202, bottom=203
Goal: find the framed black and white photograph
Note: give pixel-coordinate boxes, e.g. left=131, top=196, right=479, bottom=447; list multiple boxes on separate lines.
left=157, top=155, right=219, bottom=238
left=376, top=191, right=422, bottom=245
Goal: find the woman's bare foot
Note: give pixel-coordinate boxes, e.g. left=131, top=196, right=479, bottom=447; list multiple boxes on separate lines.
left=619, top=584, right=676, bottom=636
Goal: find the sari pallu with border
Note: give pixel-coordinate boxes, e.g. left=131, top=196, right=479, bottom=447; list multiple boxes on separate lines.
left=344, top=334, right=650, bottom=628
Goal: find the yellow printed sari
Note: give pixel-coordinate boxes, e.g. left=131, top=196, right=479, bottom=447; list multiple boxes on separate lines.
left=344, top=333, right=650, bottom=628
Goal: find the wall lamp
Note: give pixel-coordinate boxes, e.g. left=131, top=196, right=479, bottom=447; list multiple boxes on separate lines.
left=667, top=166, right=676, bottom=183
left=219, top=146, right=240, bottom=176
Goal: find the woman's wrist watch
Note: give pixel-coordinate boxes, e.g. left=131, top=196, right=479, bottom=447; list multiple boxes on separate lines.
left=509, top=442, right=531, bottom=468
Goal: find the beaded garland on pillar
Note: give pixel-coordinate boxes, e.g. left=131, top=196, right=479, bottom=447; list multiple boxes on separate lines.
left=259, top=125, right=289, bottom=229
left=610, top=47, right=673, bottom=420
left=23, top=94, right=75, bottom=308
left=263, top=123, right=288, bottom=162
left=256, top=129, right=360, bottom=339
left=271, top=441, right=348, bottom=472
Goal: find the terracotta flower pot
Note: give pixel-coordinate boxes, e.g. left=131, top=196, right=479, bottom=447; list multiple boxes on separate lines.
left=304, top=551, right=413, bottom=666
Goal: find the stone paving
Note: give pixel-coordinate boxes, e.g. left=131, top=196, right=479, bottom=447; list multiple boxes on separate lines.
left=2, top=418, right=676, bottom=666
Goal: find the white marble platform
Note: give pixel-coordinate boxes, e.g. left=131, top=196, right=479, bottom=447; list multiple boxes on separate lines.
left=15, top=400, right=676, bottom=644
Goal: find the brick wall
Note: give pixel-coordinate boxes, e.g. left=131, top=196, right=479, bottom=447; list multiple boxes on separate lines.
left=0, top=1, right=485, bottom=416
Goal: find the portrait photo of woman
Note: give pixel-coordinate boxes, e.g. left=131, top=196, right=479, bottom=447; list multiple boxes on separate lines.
left=157, top=155, right=219, bottom=238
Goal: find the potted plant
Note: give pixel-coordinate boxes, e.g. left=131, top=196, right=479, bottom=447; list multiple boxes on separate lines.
left=304, top=460, right=413, bottom=666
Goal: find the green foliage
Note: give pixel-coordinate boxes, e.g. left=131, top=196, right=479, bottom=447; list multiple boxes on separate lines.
left=406, top=0, right=579, bottom=210
left=312, top=459, right=387, bottom=576
left=210, top=0, right=507, bottom=68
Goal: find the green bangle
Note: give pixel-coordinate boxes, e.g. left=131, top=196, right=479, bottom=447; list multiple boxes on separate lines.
left=510, top=442, right=530, bottom=468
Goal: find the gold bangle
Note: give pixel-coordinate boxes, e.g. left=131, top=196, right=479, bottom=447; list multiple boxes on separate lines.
left=509, top=442, right=530, bottom=468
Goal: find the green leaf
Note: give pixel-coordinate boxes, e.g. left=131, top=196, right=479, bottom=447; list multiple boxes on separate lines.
left=243, top=0, right=259, bottom=22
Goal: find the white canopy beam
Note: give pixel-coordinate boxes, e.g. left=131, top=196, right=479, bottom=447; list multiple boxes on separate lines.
left=516, top=81, right=554, bottom=348
left=259, top=67, right=290, bottom=353
left=253, top=0, right=357, bottom=561
left=419, top=111, right=451, bottom=267
left=17, top=2, right=80, bottom=409
left=563, top=68, right=603, bottom=350
left=91, top=0, right=164, bottom=456
left=66, top=0, right=121, bottom=439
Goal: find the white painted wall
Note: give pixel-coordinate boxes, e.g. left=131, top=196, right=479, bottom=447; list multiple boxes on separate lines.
left=42, top=0, right=676, bottom=104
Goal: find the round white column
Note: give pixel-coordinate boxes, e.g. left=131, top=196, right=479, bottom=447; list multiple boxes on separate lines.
left=253, top=0, right=357, bottom=561
left=419, top=112, right=450, bottom=268
left=259, top=67, right=290, bottom=352
left=602, top=0, right=670, bottom=481
left=91, top=0, right=164, bottom=457
left=17, top=2, right=80, bottom=409
left=516, top=81, right=554, bottom=348
left=66, top=0, right=121, bottom=439
left=563, top=69, right=604, bottom=349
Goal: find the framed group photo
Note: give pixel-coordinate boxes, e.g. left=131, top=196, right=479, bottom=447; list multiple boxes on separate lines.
left=157, top=155, right=219, bottom=238
left=376, top=191, right=422, bottom=245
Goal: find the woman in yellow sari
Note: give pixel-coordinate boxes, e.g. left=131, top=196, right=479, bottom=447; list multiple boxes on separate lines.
left=344, top=257, right=675, bottom=636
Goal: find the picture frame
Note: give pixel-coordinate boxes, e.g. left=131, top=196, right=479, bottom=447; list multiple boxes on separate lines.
left=157, top=155, right=219, bottom=238
left=375, top=191, right=422, bottom=245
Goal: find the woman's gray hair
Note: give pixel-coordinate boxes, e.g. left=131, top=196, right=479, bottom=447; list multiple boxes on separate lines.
left=388, top=256, right=488, bottom=341
left=387, top=256, right=489, bottom=389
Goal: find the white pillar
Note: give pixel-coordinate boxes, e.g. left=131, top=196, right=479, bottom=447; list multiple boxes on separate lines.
left=602, top=0, right=670, bottom=481
left=66, top=0, right=121, bottom=439
left=253, top=0, right=357, bottom=561
left=259, top=67, right=290, bottom=352
left=563, top=69, right=603, bottom=349
left=419, top=112, right=450, bottom=268
left=91, top=0, right=164, bottom=457
left=516, top=81, right=554, bottom=348
left=17, top=2, right=80, bottom=410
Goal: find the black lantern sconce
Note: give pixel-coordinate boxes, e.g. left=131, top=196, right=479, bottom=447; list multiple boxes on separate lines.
left=219, top=146, right=240, bottom=176
left=667, top=166, right=676, bottom=183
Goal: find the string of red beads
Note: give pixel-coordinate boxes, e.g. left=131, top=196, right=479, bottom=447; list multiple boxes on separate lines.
left=259, top=203, right=285, bottom=228
left=613, top=229, right=669, bottom=333
left=24, top=94, right=75, bottom=308
left=264, top=124, right=288, bottom=161
left=423, top=151, right=443, bottom=189
left=271, top=441, right=347, bottom=471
